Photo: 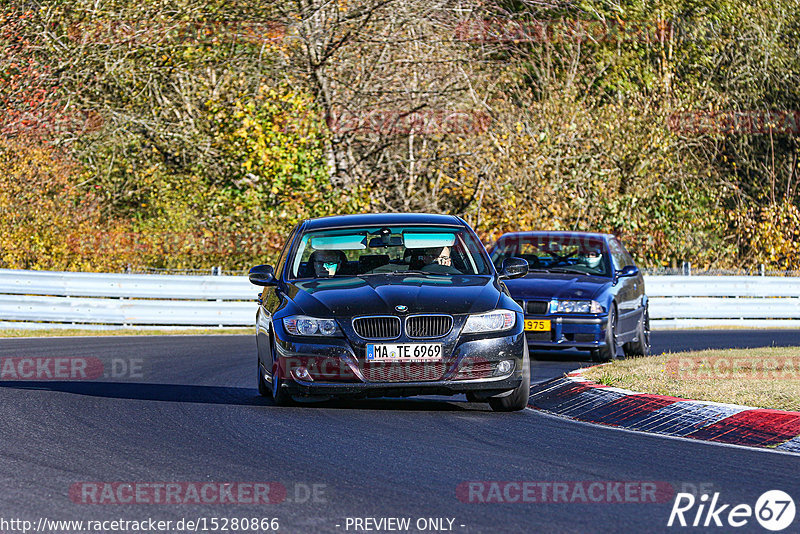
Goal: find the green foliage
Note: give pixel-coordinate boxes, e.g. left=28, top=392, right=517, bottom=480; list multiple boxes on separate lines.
left=223, top=86, right=367, bottom=223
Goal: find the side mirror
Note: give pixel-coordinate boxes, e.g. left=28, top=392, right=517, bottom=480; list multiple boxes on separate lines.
left=616, top=265, right=639, bottom=278
left=249, top=264, right=277, bottom=286
left=499, top=257, right=529, bottom=280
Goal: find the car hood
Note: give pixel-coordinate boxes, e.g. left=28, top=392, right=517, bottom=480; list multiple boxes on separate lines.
left=284, top=275, right=501, bottom=317
left=503, top=273, right=612, bottom=301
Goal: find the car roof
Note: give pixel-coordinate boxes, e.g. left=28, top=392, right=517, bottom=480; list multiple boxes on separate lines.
left=302, top=213, right=464, bottom=231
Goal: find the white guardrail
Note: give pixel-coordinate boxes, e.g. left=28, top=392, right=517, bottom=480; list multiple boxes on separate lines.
left=0, top=269, right=798, bottom=330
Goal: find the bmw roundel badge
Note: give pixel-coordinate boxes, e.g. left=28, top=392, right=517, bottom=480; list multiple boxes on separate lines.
left=395, top=305, right=408, bottom=313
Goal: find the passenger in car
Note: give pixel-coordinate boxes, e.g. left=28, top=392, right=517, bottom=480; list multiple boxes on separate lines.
left=410, top=247, right=454, bottom=272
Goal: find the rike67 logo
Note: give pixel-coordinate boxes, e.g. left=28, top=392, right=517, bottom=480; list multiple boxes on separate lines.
left=668, top=490, right=796, bottom=531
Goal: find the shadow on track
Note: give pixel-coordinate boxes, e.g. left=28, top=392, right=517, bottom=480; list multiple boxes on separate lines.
left=530, top=350, right=593, bottom=362
left=288, top=396, right=476, bottom=412
left=0, top=381, right=476, bottom=411
left=0, top=381, right=266, bottom=406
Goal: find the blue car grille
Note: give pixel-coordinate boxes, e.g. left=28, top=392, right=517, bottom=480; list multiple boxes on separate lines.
left=526, top=331, right=552, bottom=342
left=525, top=300, right=549, bottom=315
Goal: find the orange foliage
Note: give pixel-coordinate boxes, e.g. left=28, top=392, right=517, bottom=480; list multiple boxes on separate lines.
left=0, top=137, right=122, bottom=270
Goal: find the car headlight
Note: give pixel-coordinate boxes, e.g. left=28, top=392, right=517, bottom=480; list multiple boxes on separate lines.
left=283, top=316, right=342, bottom=336
left=555, top=300, right=604, bottom=314
left=462, top=310, right=516, bottom=333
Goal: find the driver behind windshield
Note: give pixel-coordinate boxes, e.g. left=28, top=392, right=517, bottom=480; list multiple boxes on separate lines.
left=582, top=249, right=603, bottom=269
left=311, top=250, right=345, bottom=277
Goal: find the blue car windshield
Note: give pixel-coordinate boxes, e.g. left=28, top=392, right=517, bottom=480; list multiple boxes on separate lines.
left=288, top=226, right=491, bottom=279
left=491, top=234, right=612, bottom=277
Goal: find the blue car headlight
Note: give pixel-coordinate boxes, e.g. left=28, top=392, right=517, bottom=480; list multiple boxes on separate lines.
left=283, top=316, right=342, bottom=336
left=555, top=300, right=604, bottom=314
left=462, top=310, right=516, bottom=333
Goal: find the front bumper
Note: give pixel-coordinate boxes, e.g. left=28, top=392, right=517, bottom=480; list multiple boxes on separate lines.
left=269, top=326, right=526, bottom=399
left=281, top=376, right=523, bottom=399
left=524, top=314, right=608, bottom=350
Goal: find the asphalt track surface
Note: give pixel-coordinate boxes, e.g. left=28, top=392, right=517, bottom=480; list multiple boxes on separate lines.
left=1, top=331, right=799, bottom=534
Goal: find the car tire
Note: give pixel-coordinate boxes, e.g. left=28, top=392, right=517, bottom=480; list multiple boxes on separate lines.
left=266, top=332, right=295, bottom=406
left=489, top=343, right=531, bottom=412
left=624, top=306, right=651, bottom=357
left=591, top=306, right=618, bottom=363
left=257, top=361, right=270, bottom=397
left=270, top=362, right=295, bottom=406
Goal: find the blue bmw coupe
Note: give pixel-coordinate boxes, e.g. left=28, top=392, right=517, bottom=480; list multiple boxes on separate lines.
left=488, top=232, right=649, bottom=361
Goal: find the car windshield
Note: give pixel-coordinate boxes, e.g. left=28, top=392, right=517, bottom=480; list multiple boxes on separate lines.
left=288, top=225, right=491, bottom=279
left=491, top=234, right=612, bottom=277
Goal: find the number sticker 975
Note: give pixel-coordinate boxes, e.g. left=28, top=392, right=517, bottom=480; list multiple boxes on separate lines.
left=524, top=319, right=551, bottom=331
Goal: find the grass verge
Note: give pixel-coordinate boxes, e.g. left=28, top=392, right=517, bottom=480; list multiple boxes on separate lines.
left=0, top=328, right=251, bottom=337
left=582, top=347, right=800, bottom=412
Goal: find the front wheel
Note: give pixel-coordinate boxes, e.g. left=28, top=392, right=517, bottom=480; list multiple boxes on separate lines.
left=489, top=343, right=531, bottom=412
left=270, top=362, right=295, bottom=406
left=266, top=331, right=294, bottom=406
left=624, top=306, right=651, bottom=357
left=257, top=361, right=270, bottom=397
left=591, top=306, right=618, bottom=363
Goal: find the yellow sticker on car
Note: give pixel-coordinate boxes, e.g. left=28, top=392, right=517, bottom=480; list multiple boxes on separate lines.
left=524, top=319, right=551, bottom=331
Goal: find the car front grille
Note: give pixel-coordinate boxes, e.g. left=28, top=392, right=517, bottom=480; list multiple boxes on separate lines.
left=526, top=300, right=549, bottom=315
left=363, top=361, right=445, bottom=382
left=353, top=316, right=401, bottom=340
left=406, top=314, right=453, bottom=339
left=526, top=331, right=552, bottom=342
left=453, top=358, right=494, bottom=380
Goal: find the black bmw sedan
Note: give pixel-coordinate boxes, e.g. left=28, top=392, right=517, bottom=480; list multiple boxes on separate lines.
left=488, top=231, right=650, bottom=362
left=248, top=213, right=531, bottom=411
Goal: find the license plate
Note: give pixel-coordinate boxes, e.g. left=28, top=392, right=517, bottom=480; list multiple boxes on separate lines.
left=524, top=319, right=551, bottom=331
left=366, top=343, right=443, bottom=362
